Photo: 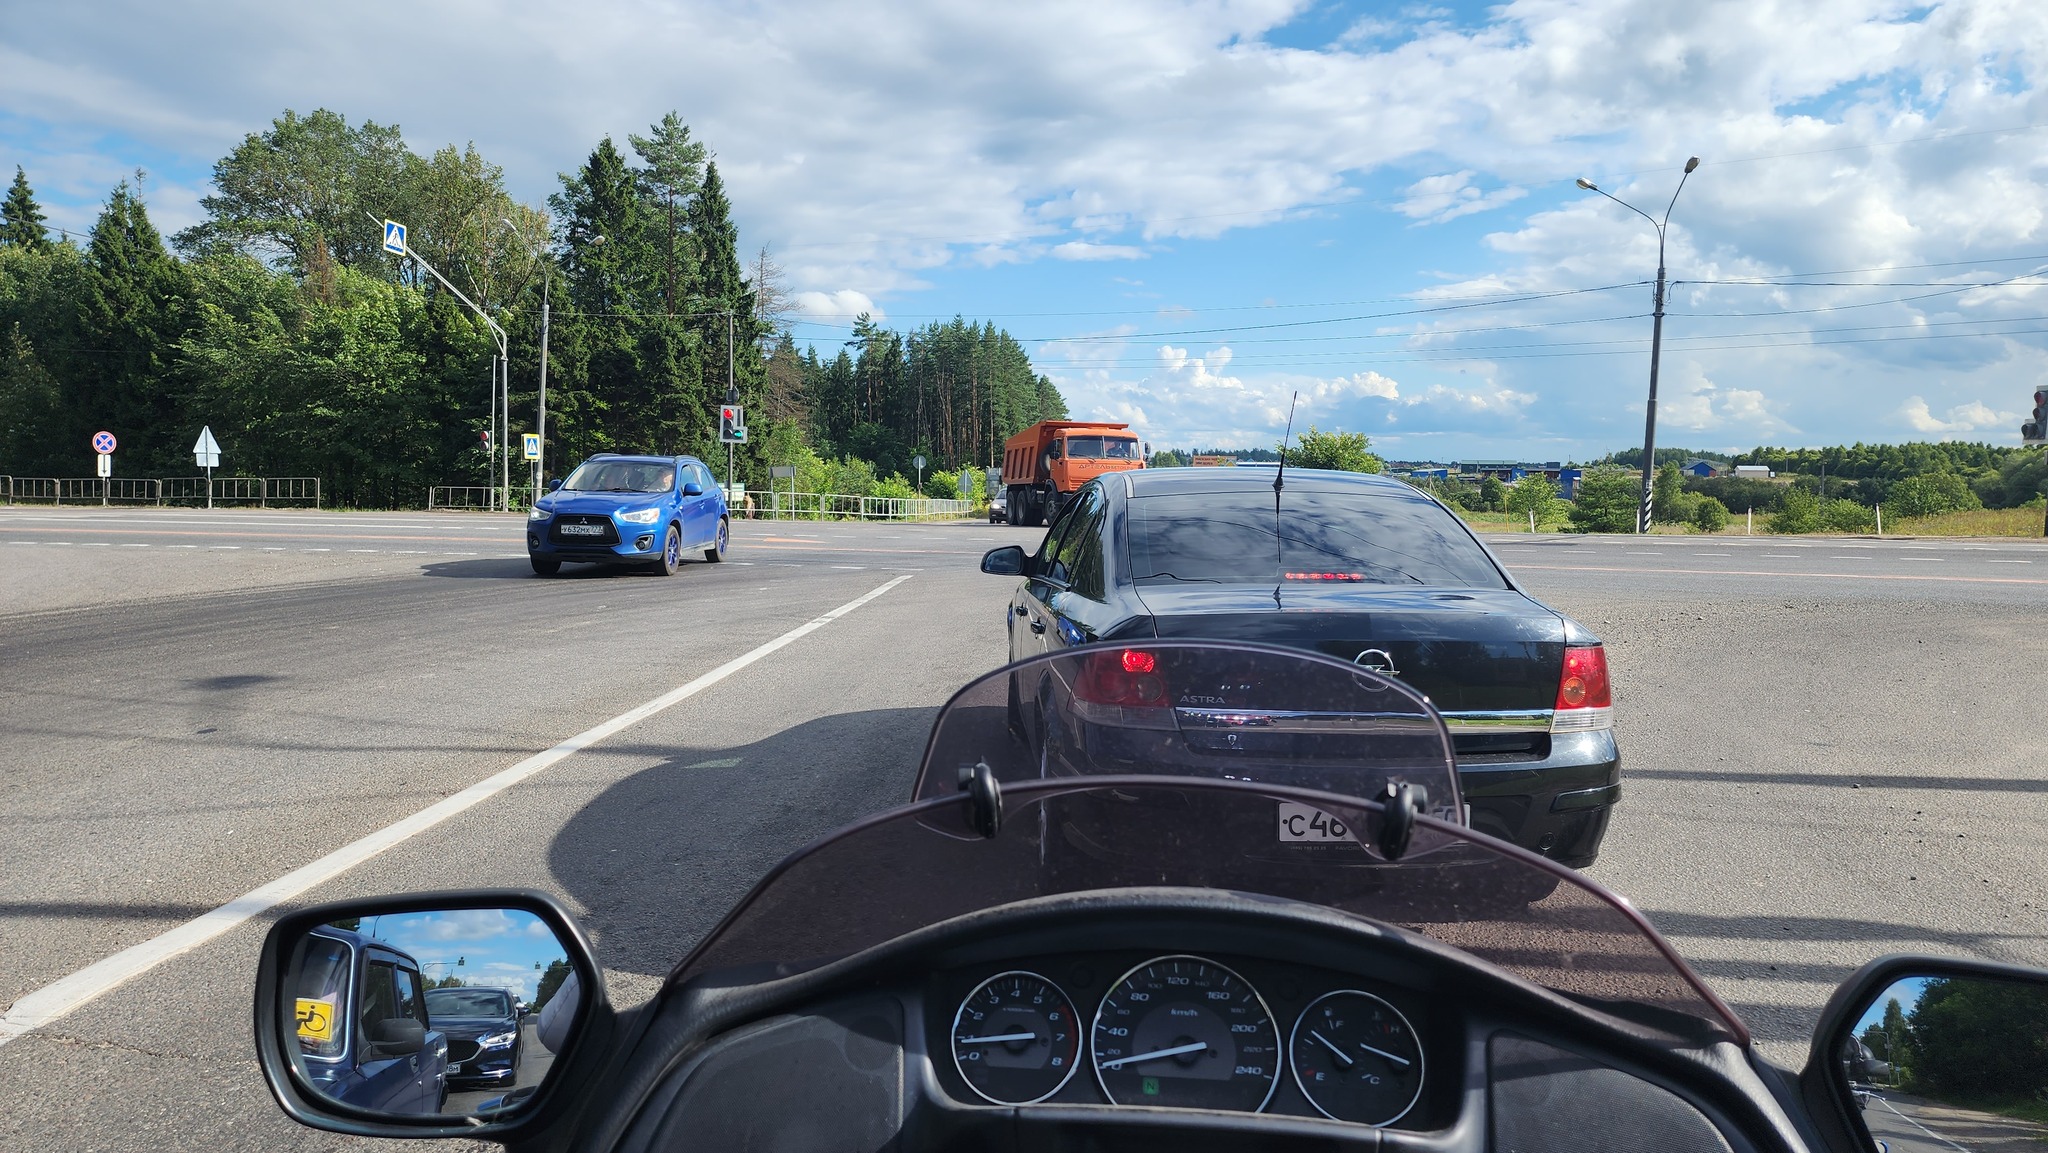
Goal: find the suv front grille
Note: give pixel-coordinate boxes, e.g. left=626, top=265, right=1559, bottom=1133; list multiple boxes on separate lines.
left=447, top=1038, right=480, bottom=1063
left=549, top=514, right=619, bottom=545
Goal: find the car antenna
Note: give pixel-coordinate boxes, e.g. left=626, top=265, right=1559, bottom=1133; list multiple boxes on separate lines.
left=1273, top=391, right=1299, bottom=609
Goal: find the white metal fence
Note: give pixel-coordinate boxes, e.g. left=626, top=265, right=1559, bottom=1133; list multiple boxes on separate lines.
left=742, top=490, right=977, bottom=521
left=1, top=475, right=320, bottom=507
left=427, top=486, right=533, bottom=511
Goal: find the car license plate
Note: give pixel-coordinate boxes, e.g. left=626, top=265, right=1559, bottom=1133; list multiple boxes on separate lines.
left=1277, top=801, right=1356, bottom=843
left=561, top=523, right=603, bottom=536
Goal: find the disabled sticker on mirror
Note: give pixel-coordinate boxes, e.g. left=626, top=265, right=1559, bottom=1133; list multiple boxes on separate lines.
left=296, top=997, right=336, bottom=1043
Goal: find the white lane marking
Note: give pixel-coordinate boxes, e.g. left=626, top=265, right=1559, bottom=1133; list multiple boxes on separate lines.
left=302, top=548, right=330, bottom=552
left=1873, top=1097, right=1970, bottom=1153
left=1987, top=559, right=2033, bottom=564
left=1625, top=551, right=1658, bottom=555
left=1761, top=554, right=1798, bottom=558
left=347, top=549, right=379, bottom=554
left=1692, top=552, right=1731, bottom=557
left=1899, top=545, right=1937, bottom=550
left=80, top=542, right=110, bottom=547
left=0, top=575, right=913, bottom=1051
left=209, top=546, right=240, bottom=551
left=1901, top=557, right=1944, bottom=562
left=831, top=565, right=866, bottom=570
left=118, top=543, right=150, bottom=548
left=1830, top=555, right=1873, bottom=560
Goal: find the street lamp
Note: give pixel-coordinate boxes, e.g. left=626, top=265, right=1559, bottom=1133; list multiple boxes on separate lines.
left=1576, top=156, right=1701, bottom=533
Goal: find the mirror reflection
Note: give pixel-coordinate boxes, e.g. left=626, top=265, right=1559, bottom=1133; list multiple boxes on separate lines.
left=1845, top=974, right=2048, bottom=1151
left=285, top=907, right=580, bottom=1119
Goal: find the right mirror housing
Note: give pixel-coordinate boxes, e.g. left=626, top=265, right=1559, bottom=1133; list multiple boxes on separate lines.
left=1808, top=955, right=2048, bottom=1152
left=980, top=545, right=1026, bottom=576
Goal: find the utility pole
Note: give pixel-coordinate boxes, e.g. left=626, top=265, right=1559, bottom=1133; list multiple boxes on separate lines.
left=1576, top=158, right=1700, bottom=533
left=537, top=273, right=550, bottom=495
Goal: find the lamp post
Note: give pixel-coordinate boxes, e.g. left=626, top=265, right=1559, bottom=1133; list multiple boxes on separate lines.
left=1575, top=156, right=1700, bottom=533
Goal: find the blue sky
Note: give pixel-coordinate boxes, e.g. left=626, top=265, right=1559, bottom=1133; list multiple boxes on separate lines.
left=357, top=909, right=566, bottom=1002
left=5, top=0, right=2046, bottom=460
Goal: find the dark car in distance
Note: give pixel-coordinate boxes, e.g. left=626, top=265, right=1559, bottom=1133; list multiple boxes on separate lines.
left=979, top=467, right=1619, bottom=867
left=424, top=987, right=522, bottom=1088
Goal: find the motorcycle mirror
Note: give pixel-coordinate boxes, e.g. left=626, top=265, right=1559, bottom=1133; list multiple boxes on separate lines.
left=1804, top=955, right=2048, bottom=1153
left=255, top=890, right=607, bottom=1140
left=980, top=546, right=1026, bottom=576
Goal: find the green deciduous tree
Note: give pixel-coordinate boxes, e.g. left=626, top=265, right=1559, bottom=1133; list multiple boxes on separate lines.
left=1692, top=496, right=1730, bottom=533
left=1283, top=425, right=1383, bottom=473
left=1908, top=977, right=2048, bottom=1098
left=1506, top=475, right=1562, bottom=525
left=1884, top=472, right=1980, bottom=519
left=1569, top=468, right=1639, bottom=533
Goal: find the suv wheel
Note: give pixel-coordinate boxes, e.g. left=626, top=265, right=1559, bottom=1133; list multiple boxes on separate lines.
left=530, top=556, right=560, bottom=576
left=703, top=516, right=728, bottom=562
left=653, top=525, right=683, bottom=576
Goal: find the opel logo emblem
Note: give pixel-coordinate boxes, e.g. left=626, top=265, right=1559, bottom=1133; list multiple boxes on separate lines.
left=1353, top=649, right=1399, bottom=676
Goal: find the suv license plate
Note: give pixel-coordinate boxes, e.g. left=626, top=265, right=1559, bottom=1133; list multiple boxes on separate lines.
left=561, top=523, right=604, bottom=536
left=1277, top=802, right=1357, bottom=843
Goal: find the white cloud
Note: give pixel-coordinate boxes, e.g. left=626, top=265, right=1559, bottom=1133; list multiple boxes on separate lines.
left=791, top=289, right=883, bottom=323
left=1898, top=395, right=2019, bottom=436
left=1050, top=241, right=1147, bottom=261
left=1396, top=172, right=1527, bottom=225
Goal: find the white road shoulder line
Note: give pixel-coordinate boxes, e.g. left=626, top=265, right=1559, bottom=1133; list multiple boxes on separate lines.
left=0, top=574, right=913, bottom=1050
left=1874, top=1098, right=1971, bottom=1153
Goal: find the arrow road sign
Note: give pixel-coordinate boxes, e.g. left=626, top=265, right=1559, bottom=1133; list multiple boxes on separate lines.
left=382, top=220, right=407, bottom=255
left=193, top=425, right=222, bottom=469
left=96, top=453, right=112, bottom=479
left=92, top=430, right=117, bottom=454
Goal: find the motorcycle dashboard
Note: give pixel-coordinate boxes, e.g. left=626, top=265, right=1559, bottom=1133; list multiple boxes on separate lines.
left=614, top=893, right=1767, bottom=1153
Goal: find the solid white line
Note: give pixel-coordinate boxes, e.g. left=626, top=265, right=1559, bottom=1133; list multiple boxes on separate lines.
left=1874, top=1097, right=1970, bottom=1153
left=0, top=574, right=913, bottom=1050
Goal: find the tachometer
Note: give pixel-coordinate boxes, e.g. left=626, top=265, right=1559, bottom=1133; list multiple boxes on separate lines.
left=951, top=971, right=1082, bottom=1104
left=1289, top=989, right=1424, bottom=1125
left=1091, top=955, right=1280, bottom=1111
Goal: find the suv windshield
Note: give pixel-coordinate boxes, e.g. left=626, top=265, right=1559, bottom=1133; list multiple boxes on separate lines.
left=562, top=460, right=676, bottom=493
left=1127, top=486, right=1508, bottom=588
left=1065, top=436, right=1139, bottom=460
left=424, top=988, right=512, bottom=1017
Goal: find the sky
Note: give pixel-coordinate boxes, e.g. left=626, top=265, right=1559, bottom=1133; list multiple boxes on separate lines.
left=5, top=0, right=2047, bottom=461
left=356, top=908, right=567, bottom=1002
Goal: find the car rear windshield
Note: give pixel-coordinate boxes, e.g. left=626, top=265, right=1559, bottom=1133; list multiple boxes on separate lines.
left=1065, top=436, right=1139, bottom=459
left=1127, top=487, right=1507, bottom=587
left=562, top=460, right=674, bottom=493
left=425, top=988, right=512, bottom=1017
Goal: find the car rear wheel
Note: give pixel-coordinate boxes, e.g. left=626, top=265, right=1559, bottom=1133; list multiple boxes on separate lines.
left=653, top=525, right=683, bottom=575
left=530, top=556, right=560, bottom=576
left=703, top=516, right=728, bottom=562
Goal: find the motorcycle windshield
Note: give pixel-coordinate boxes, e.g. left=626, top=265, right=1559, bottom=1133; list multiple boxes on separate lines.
left=671, top=646, right=1744, bottom=1042
left=909, top=642, right=1462, bottom=819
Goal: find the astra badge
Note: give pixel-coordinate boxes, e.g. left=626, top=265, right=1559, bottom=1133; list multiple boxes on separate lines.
left=1352, top=649, right=1399, bottom=676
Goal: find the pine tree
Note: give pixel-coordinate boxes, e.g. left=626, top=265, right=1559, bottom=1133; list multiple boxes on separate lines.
left=1, top=167, right=50, bottom=250
left=629, top=113, right=706, bottom=316
left=68, top=180, right=194, bottom=471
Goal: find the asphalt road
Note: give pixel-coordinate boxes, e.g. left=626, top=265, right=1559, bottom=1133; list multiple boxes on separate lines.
left=0, top=507, right=2043, bottom=1150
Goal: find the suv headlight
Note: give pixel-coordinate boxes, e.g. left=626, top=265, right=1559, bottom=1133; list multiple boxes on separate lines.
left=477, top=1030, right=518, bottom=1049
left=617, top=507, right=662, bottom=524
left=527, top=505, right=551, bottom=521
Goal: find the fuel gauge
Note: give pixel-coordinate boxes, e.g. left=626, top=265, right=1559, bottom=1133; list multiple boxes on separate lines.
left=1289, top=990, right=1424, bottom=1126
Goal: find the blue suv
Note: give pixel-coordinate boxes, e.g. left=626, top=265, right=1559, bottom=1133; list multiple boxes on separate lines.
left=526, top=454, right=729, bottom=577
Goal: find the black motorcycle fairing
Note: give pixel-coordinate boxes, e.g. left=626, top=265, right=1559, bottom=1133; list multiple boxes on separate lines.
left=534, top=890, right=1812, bottom=1153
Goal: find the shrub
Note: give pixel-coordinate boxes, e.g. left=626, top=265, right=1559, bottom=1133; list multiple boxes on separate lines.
left=1568, top=468, right=1640, bottom=533
left=872, top=472, right=918, bottom=500
left=1820, top=498, right=1875, bottom=533
left=1884, top=472, right=1981, bottom=519
left=1768, top=486, right=1820, bottom=533
left=1506, top=475, right=1563, bottom=525
left=1692, top=497, right=1730, bottom=533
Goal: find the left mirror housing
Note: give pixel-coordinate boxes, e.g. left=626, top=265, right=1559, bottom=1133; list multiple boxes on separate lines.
left=256, top=890, right=606, bottom=1141
left=981, top=545, right=1026, bottom=576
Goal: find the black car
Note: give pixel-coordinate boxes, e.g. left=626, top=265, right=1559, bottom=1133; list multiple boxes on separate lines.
left=423, top=987, right=522, bottom=1088
left=978, top=467, right=1619, bottom=867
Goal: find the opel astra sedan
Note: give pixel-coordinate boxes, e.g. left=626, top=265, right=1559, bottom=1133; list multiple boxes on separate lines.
left=978, top=467, right=1619, bottom=867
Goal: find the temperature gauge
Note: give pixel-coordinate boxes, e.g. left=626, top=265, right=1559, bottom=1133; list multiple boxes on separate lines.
left=1289, top=990, right=1424, bottom=1126
left=951, top=971, right=1082, bottom=1105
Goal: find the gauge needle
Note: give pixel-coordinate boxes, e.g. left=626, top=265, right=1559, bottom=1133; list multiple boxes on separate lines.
left=1309, top=1031, right=1355, bottom=1068
left=1357, top=1041, right=1412, bottom=1068
left=1100, top=1042, right=1209, bottom=1069
left=959, top=1032, right=1038, bottom=1044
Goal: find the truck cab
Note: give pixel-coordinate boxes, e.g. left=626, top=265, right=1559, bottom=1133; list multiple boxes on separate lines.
left=291, top=926, right=450, bottom=1115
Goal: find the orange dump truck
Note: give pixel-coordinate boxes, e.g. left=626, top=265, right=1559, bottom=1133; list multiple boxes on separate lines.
left=998, top=421, right=1145, bottom=526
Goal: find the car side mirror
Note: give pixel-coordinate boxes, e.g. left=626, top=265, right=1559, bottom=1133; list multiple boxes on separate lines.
left=546, top=477, right=563, bottom=492
left=682, top=482, right=704, bottom=497
left=981, top=546, right=1026, bottom=576
left=367, top=1017, right=424, bottom=1056
left=256, top=891, right=607, bottom=1139
left=1804, top=955, right=2048, bottom=1153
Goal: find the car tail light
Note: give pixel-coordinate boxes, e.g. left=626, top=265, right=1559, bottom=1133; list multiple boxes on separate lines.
left=1071, top=649, right=1177, bottom=729
left=1551, top=645, right=1613, bottom=733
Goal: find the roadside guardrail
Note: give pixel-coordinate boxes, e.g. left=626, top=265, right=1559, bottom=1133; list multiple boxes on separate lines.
left=741, top=490, right=976, bottom=521
left=427, top=486, right=531, bottom=512
left=4, top=475, right=322, bottom=507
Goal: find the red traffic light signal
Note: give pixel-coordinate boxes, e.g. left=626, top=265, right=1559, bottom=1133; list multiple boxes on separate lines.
left=480, top=430, right=492, bottom=449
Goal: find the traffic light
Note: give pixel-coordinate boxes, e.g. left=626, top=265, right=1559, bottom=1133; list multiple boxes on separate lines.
left=2025, top=388, right=2048, bottom=445
left=718, top=405, right=747, bottom=444
left=480, top=429, right=492, bottom=452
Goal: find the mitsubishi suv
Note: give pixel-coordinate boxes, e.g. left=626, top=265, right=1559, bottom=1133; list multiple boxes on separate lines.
left=526, top=454, right=730, bottom=576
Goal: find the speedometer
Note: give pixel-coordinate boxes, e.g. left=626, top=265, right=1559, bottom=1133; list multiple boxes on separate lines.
left=1091, top=955, right=1280, bottom=1111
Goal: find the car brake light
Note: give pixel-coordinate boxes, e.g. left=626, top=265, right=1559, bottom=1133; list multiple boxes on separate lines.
left=1077, top=650, right=1166, bottom=705
left=1284, top=572, right=1365, bottom=582
left=1552, top=645, right=1613, bottom=733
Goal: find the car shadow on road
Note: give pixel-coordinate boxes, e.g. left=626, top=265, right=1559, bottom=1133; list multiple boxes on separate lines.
left=545, top=706, right=943, bottom=980
left=418, top=558, right=676, bottom=581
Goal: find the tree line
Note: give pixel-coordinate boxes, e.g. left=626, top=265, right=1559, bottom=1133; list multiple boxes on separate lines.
left=0, top=110, right=1064, bottom=507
